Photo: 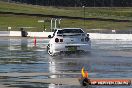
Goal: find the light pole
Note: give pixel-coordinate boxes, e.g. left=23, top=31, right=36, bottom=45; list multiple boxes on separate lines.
left=82, top=6, right=85, bottom=28
left=51, top=18, right=53, bottom=32
left=58, top=19, right=61, bottom=28
left=55, top=19, right=57, bottom=29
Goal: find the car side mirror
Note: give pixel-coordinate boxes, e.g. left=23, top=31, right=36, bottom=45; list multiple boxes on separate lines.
left=48, top=35, right=52, bottom=38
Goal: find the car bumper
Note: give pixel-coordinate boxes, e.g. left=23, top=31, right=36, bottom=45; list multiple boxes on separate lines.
left=51, top=43, right=91, bottom=55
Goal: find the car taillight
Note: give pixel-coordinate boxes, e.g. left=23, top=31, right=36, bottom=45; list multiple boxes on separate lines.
left=60, top=39, right=63, bottom=42
left=55, top=38, right=59, bottom=43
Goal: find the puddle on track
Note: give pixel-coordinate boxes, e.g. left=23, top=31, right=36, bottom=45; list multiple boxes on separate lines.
left=0, top=38, right=132, bottom=88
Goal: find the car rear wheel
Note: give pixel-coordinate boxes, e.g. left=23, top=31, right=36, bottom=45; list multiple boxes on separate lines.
left=47, top=44, right=53, bottom=56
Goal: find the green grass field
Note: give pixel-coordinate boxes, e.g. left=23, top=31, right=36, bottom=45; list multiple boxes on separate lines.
left=0, top=1, right=132, bottom=32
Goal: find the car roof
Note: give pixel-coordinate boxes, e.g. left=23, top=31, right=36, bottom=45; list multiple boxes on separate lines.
left=54, top=28, right=83, bottom=30
left=62, top=28, right=82, bottom=30
left=53, top=28, right=62, bottom=30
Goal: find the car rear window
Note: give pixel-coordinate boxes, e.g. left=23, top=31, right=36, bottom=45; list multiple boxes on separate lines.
left=57, top=29, right=84, bottom=34
left=63, top=29, right=84, bottom=33
left=57, top=30, right=63, bottom=34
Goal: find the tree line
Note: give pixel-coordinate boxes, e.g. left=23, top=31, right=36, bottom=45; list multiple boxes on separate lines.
left=10, top=0, right=132, bottom=7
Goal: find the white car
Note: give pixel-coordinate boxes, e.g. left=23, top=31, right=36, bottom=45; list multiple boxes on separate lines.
left=47, top=28, right=91, bottom=56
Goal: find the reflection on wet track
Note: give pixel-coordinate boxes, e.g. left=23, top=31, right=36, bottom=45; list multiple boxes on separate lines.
left=0, top=37, right=132, bottom=88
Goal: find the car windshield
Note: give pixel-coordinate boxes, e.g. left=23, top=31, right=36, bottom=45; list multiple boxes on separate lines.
left=57, top=29, right=84, bottom=34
